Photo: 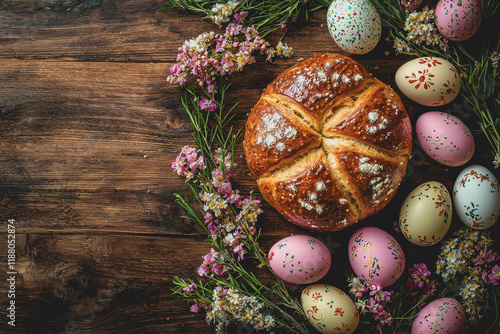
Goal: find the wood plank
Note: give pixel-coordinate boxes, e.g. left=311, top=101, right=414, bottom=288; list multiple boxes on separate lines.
left=0, top=233, right=214, bottom=332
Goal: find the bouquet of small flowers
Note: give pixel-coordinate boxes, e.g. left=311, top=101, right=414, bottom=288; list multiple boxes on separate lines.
left=170, top=83, right=311, bottom=333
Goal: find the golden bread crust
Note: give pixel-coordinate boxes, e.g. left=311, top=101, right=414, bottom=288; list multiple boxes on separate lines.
left=243, top=53, right=412, bottom=231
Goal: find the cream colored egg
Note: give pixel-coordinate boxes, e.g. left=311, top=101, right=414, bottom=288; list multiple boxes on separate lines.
left=399, top=181, right=452, bottom=246
left=301, top=284, right=359, bottom=334
left=395, top=57, right=460, bottom=106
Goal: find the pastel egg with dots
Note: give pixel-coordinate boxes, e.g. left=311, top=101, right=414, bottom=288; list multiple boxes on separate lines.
left=435, top=0, right=482, bottom=41
left=411, top=298, right=466, bottom=334
left=268, top=235, right=331, bottom=284
left=416, top=112, right=475, bottom=167
left=395, top=57, right=460, bottom=106
left=348, top=227, right=405, bottom=288
left=453, top=165, right=500, bottom=230
left=399, top=182, right=453, bottom=247
left=327, top=0, right=382, bottom=54
left=301, top=284, right=359, bottom=334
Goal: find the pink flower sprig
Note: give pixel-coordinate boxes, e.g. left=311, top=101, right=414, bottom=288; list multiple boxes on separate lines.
left=198, top=248, right=227, bottom=277
left=182, top=283, right=198, bottom=293
left=200, top=149, right=261, bottom=261
left=486, top=265, right=500, bottom=286
left=194, top=96, right=217, bottom=112
left=173, top=145, right=262, bottom=268
left=473, top=247, right=500, bottom=286
left=171, top=146, right=205, bottom=181
left=167, top=12, right=269, bottom=93
left=348, top=276, right=394, bottom=333
left=407, top=263, right=437, bottom=297
left=401, top=0, right=422, bottom=12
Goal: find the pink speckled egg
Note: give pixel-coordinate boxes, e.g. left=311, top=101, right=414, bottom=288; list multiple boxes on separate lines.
left=268, top=235, right=331, bottom=284
left=416, top=112, right=475, bottom=167
left=411, top=298, right=466, bottom=334
left=435, top=0, right=482, bottom=41
left=348, top=227, right=405, bottom=288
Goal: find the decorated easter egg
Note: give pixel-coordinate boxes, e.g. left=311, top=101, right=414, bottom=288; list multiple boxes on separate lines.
left=348, top=227, right=405, bottom=287
left=453, top=165, right=500, bottom=229
left=301, top=284, right=359, bottom=334
left=268, top=235, right=331, bottom=284
left=400, top=182, right=452, bottom=246
left=395, top=57, right=460, bottom=106
left=416, top=112, right=475, bottom=166
left=411, top=298, right=466, bottom=334
left=327, top=0, right=382, bottom=54
left=435, top=0, right=482, bottom=41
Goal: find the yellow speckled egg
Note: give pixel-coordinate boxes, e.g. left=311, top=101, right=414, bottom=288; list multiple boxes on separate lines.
left=301, top=284, right=359, bottom=334
left=399, top=181, right=452, bottom=246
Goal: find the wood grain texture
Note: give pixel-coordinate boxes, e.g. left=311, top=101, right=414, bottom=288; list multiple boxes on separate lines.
left=0, top=0, right=499, bottom=333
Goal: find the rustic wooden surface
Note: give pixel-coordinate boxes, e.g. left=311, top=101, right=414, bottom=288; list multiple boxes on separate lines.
left=0, top=1, right=498, bottom=333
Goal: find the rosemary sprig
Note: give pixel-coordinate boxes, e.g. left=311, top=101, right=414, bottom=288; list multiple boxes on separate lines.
left=179, top=83, right=240, bottom=170
left=160, top=0, right=329, bottom=38
left=370, top=0, right=500, bottom=160
left=171, top=81, right=310, bottom=333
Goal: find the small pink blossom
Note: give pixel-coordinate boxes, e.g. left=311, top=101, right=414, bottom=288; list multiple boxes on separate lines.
left=198, top=96, right=217, bottom=112
left=190, top=302, right=202, bottom=313
left=167, top=13, right=269, bottom=92
left=172, top=146, right=204, bottom=178
left=197, top=248, right=226, bottom=277
left=401, top=0, right=422, bottom=12
left=487, top=265, right=500, bottom=285
left=183, top=283, right=198, bottom=293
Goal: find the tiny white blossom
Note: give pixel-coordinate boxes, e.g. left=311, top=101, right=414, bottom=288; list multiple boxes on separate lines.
left=493, top=154, right=500, bottom=169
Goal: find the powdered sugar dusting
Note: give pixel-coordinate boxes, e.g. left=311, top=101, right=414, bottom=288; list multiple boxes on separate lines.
left=353, top=74, right=363, bottom=83
left=359, top=156, right=383, bottom=175
left=365, top=113, right=389, bottom=136
left=299, top=191, right=323, bottom=215
left=342, top=74, right=351, bottom=85
left=300, top=201, right=314, bottom=211
left=264, top=134, right=276, bottom=147
left=366, top=125, right=378, bottom=135
left=285, top=127, right=297, bottom=139
left=256, top=112, right=297, bottom=154
left=370, top=176, right=391, bottom=202
left=275, top=142, right=286, bottom=153
left=286, top=184, right=297, bottom=193
left=368, top=112, right=379, bottom=123
left=316, top=68, right=328, bottom=83
left=315, top=181, right=326, bottom=192
left=296, top=74, right=308, bottom=86
left=308, top=192, right=318, bottom=202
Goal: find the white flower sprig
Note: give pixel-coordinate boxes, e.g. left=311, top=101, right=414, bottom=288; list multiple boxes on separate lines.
left=210, top=1, right=239, bottom=27
left=207, top=286, right=276, bottom=332
left=401, top=6, right=447, bottom=52
left=436, top=228, right=499, bottom=323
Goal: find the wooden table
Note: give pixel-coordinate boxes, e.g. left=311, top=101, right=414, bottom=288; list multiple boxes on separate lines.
left=1, top=1, right=498, bottom=333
